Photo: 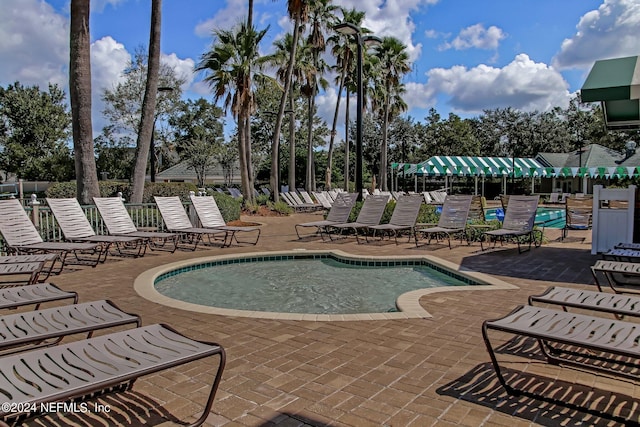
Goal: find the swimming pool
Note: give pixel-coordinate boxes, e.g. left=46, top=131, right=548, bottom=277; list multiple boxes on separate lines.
left=485, top=207, right=565, bottom=228
left=135, top=250, right=517, bottom=321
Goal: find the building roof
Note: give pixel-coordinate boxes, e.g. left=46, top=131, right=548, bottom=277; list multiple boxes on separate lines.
left=536, top=143, right=637, bottom=168
left=156, top=160, right=241, bottom=184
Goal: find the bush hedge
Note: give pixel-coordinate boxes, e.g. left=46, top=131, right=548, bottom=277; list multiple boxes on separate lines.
left=46, top=181, right=199, bottom=203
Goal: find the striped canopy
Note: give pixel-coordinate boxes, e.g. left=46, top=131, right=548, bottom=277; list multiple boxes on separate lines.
left=392, top=158, right=640, bottom=179
left=395, top=156, right=543, bottom=177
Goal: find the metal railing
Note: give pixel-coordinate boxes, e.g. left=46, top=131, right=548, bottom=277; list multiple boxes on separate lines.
left=0, top=199, right=204, bottom=255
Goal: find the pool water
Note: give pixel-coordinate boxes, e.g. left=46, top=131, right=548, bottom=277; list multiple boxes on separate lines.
left=154, top=256, right=474, bottom=315
left=485, top=207, right=565, bottom=228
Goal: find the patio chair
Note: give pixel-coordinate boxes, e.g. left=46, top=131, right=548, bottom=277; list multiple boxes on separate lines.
left=46, top=198, right=146, bottom=261
left=529, top=286, right=640, bottom=319
left=415, top=195, right=473, bottom=249
left=480, top=195, right=540, bottom=253
left=0, top=261, right=45, bottom=286
left=294, top=193, right=358, bottom=240
left=0, top=299, right=140, bottom=354
left=93, top=197, right=180, bottom=253
left=312, top=191, right=333, bottom=209
left=0, top=282, right=78, bottom=310
left=0, top=199, right=101, bottom=269
left=591, top=259, right=640, bottom=294
left=561, top=196, right=592, bottom=240
left=483, top=304, right=640, bottom=400
left=154, top=196, right=229, bottom=250
left=189, top=194, right=261, bottom=246
left=0, top=253, right=60, bottom=281
left=0, top=324, right=225, bottom=427
left=368, top=194, right=423, bottom=244
left=325, top=194, right=389, bottom=244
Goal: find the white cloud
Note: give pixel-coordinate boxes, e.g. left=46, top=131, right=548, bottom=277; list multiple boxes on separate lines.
left=91, top=37, right=131, bottom=93
left=554, top=0, right=640, bottom=70
left=423, top=54, right=571, bottom=113
left=440, top=24, right=506, bottom=51
left=161, top=53, right=196, bottom=90
left=0, top=0, right=68, bottom=88
left=194, top=0, right=248, bottom=37
left=334, top=0, right=438, bottom=64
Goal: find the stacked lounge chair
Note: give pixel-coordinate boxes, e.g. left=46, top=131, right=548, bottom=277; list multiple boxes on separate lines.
left=294, top=192, right=357, bottom=240
left=483, top=284, right=640, bottom=418
left=325, top=194, right=389, bottom=244
left=46, top=198, right=146, bottom=260
left=93, top=197, right=180, bottom=253
left=481, top=195, right=540, bottom=253
left=368, top=194, right=423, bottom=244
left=154, top=196, right=229, bottom=249
left=190, top=194, right=261, bottom=246
left=0, top=199, right=102, bottom=270
left=0, top=282, right=225, bottom=426
left=415, top=195, right=473, bottom=249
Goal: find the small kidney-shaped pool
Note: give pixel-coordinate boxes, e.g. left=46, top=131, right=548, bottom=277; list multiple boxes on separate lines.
left=135, top=250, right=516, bottom=321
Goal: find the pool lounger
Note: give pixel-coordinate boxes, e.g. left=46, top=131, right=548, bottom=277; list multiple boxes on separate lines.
left=591, top=259, right=640, bottom=294
left=0, top=261, right=46, bottom=286
left=482, top=304, right=640, bottom=397
left=0, top=324, right=226, bottom=427
left=0, top=283, right=78, bottom=310
left=0, top=299, right=140, bottom=354
left=529, top=285, right=640, bottom=318
left=0, top=253, right=61, bottom=281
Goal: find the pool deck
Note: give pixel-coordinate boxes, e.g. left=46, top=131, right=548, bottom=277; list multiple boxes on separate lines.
left=24, top=209, right=638, bottom=427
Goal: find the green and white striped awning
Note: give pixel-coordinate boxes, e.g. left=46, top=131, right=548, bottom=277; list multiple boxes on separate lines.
left=396, top=156, right=543, bottom=177
left=393, top=157, right=640, bottom=179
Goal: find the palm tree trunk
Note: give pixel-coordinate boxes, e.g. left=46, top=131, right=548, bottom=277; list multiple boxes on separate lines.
left=287, top=91, right=296, bottom=192
left=343, top=86, right=350, bottom=191
left=270, top=14, right=301, bottom=201
left=237, top=111, right=250, bottom=200
left=306, top=94, right=314, bottom=192
left=325, top=67, right=345, bottom=190
left=69, top=0, right=99, bottom=204
left=380, top=98, right=390, bottom=191
left=131, top=0, right=162, bottom=203
left=244, top=113, right=254, bottom=203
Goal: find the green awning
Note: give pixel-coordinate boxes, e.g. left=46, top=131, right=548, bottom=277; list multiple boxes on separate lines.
left=581, top=56, right=640, bottom=129
left=406, top=156, right=543, bottom=177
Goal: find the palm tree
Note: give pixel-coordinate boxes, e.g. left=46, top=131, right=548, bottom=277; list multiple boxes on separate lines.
left=269, top=0, right=310, bottom=202
left=130, top=0, right=162, bottom=203
left=327, top=8, right=367, bottom=190
left=69, top=0, right=99, bottom=204
left=304, top=0, right=338, bottom=191
left=372, top=36, right=410, bottom=191
left=196, top=23, right=268, bottom=204
left=267, top=33, right=307, bottom=192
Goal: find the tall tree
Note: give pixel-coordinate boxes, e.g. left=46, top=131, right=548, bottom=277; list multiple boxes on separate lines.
left=269, top=0, right=310, bottom=201
left=197, top=23, right=268, bottom=204
left=69, top=0, right=99, bottom=204
left=304, top=0, right=337, bottom=191
left=326, top=8, right=366, bottom=190
left=267, top=33, right=307, bottom=191
left=371, top=36, right=410, bottom=191
left=0, top=83, right=74, bottom=181
left=130, top=0, right=162, bottom=203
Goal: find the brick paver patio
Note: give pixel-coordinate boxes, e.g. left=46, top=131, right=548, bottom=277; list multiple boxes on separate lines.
left=21, top=209, right=637, bottom=427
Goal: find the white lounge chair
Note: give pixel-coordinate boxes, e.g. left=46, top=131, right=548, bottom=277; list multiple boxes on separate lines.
left=189, top=195, right=260, bottom=246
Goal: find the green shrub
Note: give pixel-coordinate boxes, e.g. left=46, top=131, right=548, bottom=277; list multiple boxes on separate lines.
left=45, top=181, right=199, bottom=203
left=212, top=192, right=241, bottom=222
left=254, top=194, right=270, bottom=206
left=142, top=182, right=198, bottom=203
left=269, top=200, right=293, bottom=215
left=417, top=204, right=439, bottom=224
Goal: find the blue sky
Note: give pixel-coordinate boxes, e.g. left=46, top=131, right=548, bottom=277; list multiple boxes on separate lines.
left=1, top=0, right=639, bottom=139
